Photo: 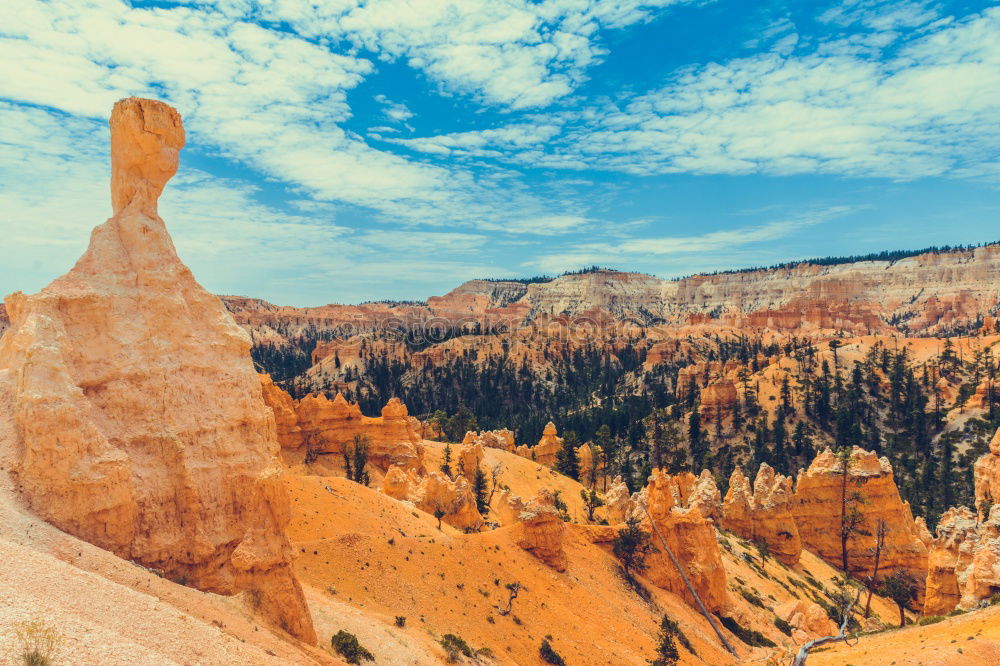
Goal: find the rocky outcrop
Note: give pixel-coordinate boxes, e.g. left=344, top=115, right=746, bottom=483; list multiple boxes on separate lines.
left=462, top=429, right=516, bottom=452
left=259, top=382, right=425, bottom=472
left=0, top=99, right=314, bottom=642
left=921, top=429, right=1000, bottom=614
left=923, top=507, right=980, bottom=615
left=515, top=489, right=567, bottom=572
left=383, top=466, right=483, bottom=532
left=722, top=464, right=802, bottom=565
left=576, top=442, right=604, bottom=482
left=604, top=477, right=634, bottom=524
left=641, top=470, right=730, bottom=612
left=700, top=381, right=738, bottom=421
left=494, top=488, right=526, bottom=526
left=531, top=421, right=563, bottom=467
left=456, top=442, right=484, bottom=480
left=260, top=374, right=304, bottom=449
left=793, top=447, right=928, bottom=591
left=775, top=599, right=838, bottom=643
left=673, top=469, right=723, bottom=521
left=975, top=429, right=1000, bottom=519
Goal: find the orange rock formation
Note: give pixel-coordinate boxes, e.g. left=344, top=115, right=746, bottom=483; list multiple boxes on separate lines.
left=923, top=428, right=1000, bottom=614
left=259, top=380, right=425, bottom=472
left=642, top=470, right=731, bottom=612
left=382, top=466, right=483, bottom=532
left=0, top=98, right=314, bottom=642
left=975, top=428, right=1000, bottom=518
left=722, top=464, right=802, bottom=565
left=793, top=447, right=928, bottom=591
left=462, top=428, right=516, bottom=452
left=515, top=488, right=568, bottom=572
left=530, top=421, right=563, bottom=467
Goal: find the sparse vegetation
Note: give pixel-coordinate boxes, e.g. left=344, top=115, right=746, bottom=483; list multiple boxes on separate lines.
left=539, top=637, right=566, bottom=665
left=14, top=619, right=63, bottom=666
left=343, top=434, right=371, bottom=485
left=718, top=615, right=777, bottom=648
left=439, top=633, right=474, bottom=662
left=394, top=615, right=406, bottom=627
left=612, top=514, right=654, bottom=581
left=330, top=630, right=374, bottom=664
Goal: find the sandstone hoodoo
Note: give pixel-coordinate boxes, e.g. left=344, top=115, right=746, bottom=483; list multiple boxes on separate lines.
left=793, top=447, right=928, bottom=592
left=642, top=470, right=731, bottom=613
left=722, top=464, right=802, bottom=566
left=0, top=99, right=315, bottom=642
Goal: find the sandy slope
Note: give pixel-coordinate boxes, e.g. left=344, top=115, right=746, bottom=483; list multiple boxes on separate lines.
left=812, top=605, right=1000, bottom=665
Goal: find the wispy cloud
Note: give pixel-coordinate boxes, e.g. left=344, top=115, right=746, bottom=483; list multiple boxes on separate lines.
left=525, top=206, right=856, bottom=273
left=395, top=6, right=1000, bottom=181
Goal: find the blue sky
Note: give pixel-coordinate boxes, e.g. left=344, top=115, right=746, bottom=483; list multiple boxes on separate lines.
left=1, top=0, right=998, bottom=306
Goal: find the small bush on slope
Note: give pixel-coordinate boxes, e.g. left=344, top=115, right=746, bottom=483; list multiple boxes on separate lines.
left=539, top=637, right=566, bottom=665
left=330, top=630, right=374, bottom=664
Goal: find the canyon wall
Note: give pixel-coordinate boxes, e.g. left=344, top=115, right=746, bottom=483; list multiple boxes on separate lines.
left=223, top=245, right=1000, bottom=345
left=0, top=99, right=314, bottom=642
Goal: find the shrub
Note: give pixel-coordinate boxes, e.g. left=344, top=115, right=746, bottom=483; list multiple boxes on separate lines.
left=990, top=592, right=1000, bottom=606
left=917, top=615, right=945, bottom=626
left=656, top=615, right=695, bottom=655
left=394, top=616, right=406, bottom=627
left=539, top=638, right=566, bottom=665
left=739, top=587, right=768, bottom=610
left=718, top=616, right=776, bottom=648
left=440, top=634, right=474, bottom=662
left=14, top=620, right=63, bottom=666
left=331, top=630, right=374, bottom=664
left=774, top=617, right=793, bottom=636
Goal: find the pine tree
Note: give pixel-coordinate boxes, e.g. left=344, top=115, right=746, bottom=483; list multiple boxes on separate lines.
left=555, top=430, right=581, bottom=480
left=650, top=615, right=680, bottom=666
left=473, top=467, right=489, bottom=515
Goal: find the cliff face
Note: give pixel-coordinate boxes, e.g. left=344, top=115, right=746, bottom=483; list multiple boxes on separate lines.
left=0, top=99, right=314, bottom=642
left=793, top=447, right=928, bottom=591
left=223, top=246, right=1000, bottom=343
left=722, top=464, right=802, bottom=565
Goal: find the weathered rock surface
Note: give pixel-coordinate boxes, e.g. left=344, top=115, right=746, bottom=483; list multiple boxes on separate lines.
left=515, top=489, right=567, bottom=572
left=259, top=382, right=425, bottom=472
left=604, top=476, right=634, bottom=524
left=923, top=507, right=981, bottom=616
left=975, top=429, right=1000, bottom=519
left=793, top=447, right=928, bottom=591
left=775, top=599, right=838, bottom=643
left=530, top=421, right=563, bottom=467
left=494, top=488, right=526, bottom=526
left=382, top=466, right=483, bottom=532
left=641, top=470, right=730, bottom=612
left=456, top=442, right=484, bottom=480
left=0, top=98, right=314, bottom=642
left=462, top=429, right=515, bottom=452
left=722, top=464, right=802, bottom=565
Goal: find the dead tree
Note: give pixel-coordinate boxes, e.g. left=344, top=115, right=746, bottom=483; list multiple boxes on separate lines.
left=793, top=585, right=862, bottom=665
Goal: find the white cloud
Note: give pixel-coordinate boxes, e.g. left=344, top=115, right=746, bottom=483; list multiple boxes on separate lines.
left=391, top=6, right=1000, bottom=181
left=250, top=0, right=698, bottom=109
